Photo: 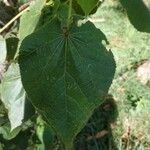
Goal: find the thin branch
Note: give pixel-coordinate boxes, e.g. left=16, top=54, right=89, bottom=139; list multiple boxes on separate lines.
left=0, top=7, right=29, bottom=34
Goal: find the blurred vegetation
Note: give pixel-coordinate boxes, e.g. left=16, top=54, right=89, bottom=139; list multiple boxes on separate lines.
left=93, top=1, right=150, bottom=149
left=0, top=0, right=150, bottom=149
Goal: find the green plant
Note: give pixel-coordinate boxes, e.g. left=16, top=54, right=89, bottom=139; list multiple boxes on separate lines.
left=0, top=0, right=149, bottom=149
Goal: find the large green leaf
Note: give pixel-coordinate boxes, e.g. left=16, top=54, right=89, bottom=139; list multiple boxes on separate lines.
left=19, top=18, right=115, bottom=149
left=120, top=0, right=150, bottom=33
left=1, top=63, right=26, bottom=130
left=76, top=0, right=99, bottom=15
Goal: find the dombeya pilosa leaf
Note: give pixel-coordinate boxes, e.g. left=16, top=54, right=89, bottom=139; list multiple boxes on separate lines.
left=1, top=63, right=26, bottom=130
left=19, top=17, right=115, bottom=149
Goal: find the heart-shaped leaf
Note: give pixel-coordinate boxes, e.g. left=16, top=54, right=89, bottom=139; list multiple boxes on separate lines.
left=19, top=18, right=115, bottom=149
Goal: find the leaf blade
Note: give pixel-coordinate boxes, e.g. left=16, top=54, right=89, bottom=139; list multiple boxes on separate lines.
left=19, top=18, right=116, bottom=148
left=1, top=63, right=26, bottom=130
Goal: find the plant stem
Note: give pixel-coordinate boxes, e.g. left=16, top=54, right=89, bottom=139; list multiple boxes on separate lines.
left=67, top=0, right=72, bottom=28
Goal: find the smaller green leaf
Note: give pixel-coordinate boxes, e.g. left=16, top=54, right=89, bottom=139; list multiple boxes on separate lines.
left=1, top=63, right=26, bottom=130
left=120, top=0, right=150, bottom=33
left=19, top=0, right=47, bottom=41
left=36, top=116, right=55, bottom=150
left=0, top=36, right=6, bottom=63
left=76, top=0, right=99, bottom=15
left=0, top=123, right=21, bottom=140
left=15, top=0, right=47, bottom=58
